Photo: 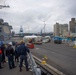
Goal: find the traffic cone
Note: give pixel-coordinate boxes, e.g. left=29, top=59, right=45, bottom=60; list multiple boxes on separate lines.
left=44, top=55, right=48, bottom=60
left=41, top=58, right=46, bottom=65
left=73, top=45, right=76, bottom=48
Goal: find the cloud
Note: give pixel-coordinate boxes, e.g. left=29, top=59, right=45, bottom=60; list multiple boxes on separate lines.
left=0, top=0, right=76, bottom=33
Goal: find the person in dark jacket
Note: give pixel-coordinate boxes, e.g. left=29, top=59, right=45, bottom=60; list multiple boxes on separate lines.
left=1, top=44, right=6, bottom=63
left=6, top=42, right=16, bottom=69
left=0, top=46, right=3, bottom=69
left=17, top=41, right=30, bottom=72
left=14, top=42, right=20, bottom=62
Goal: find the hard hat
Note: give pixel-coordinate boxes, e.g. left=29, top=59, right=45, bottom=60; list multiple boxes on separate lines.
left=8, top=42, right=12, bottom=45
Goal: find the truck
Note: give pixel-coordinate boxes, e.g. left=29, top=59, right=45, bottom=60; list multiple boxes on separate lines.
left=53, top=36, right=62, bottom=44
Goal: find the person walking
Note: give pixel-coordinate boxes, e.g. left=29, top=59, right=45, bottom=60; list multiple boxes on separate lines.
left=17, top=41, right=30, bottom=72
left=6, top=42, right=16, bottom=69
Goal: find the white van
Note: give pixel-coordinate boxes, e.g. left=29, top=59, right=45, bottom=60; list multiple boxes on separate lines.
left=42, top=36, right=51, bottom=43
left=23, top=35, right=42, bottom=44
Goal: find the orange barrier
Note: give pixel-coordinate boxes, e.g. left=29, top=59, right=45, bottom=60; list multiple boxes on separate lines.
left=27, top=43, right=34, bottom=49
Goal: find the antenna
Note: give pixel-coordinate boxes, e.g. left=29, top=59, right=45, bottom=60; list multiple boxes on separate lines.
left=19, top=25, right=24, bottom=37
left=20, top=25, right=23, bottom=32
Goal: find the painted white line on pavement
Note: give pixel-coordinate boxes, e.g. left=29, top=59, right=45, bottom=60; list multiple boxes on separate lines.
left=35, top=48, right=39, bottom=50
left=51, top=51, right=55, bottom=53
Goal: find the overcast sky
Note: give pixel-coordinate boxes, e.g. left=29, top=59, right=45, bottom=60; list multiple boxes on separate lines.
left=0, top=0, right=76, bottom=33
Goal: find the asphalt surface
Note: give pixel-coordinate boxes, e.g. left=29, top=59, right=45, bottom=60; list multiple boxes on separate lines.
left=31, top=42, right=76, bottom=75
left=0, top=62, right=32, bottom=75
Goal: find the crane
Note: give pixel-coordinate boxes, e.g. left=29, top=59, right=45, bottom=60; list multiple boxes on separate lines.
left=0, top=0, right=10, bottom=9
left=0, top=5, right=10, bottom=9
left=41, top=12, right=51, bottom=36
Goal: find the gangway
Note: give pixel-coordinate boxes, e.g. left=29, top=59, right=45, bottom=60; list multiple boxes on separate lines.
left=0, top=61, right=32, bottom=75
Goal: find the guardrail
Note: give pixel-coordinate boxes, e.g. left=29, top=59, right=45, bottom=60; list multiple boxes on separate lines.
left=28, top=52, right=41, bottom=75
left=33, top=55, right=65, bottom=75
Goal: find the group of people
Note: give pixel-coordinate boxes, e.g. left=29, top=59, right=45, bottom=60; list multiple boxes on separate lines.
left=0, top=40, right=30, bottom=72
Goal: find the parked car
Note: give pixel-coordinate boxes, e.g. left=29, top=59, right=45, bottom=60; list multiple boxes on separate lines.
left=53, top=36, right=62, bottom=44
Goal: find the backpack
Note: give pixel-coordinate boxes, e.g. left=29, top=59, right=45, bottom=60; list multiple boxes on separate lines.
left=0, top=49, right=2, bottom=54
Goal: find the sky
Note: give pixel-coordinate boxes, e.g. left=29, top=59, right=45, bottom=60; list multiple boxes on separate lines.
left=0, top=0, right=76, bottom=33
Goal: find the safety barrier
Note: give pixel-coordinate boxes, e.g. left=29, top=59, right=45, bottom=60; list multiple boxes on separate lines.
left=28, top=52, right=41, bottom=75
left=33, top=55, right=65, bottom=75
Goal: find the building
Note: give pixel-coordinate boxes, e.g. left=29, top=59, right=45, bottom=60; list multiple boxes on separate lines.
left=0, top=18, right=12, bottom=42
left=60, top=24, right=68, bottom=37
left=69, top=18, right=76, bottom=33
left=54, top=23, right=60, bottom=36
left=54, top=22, right=68, bottom=37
